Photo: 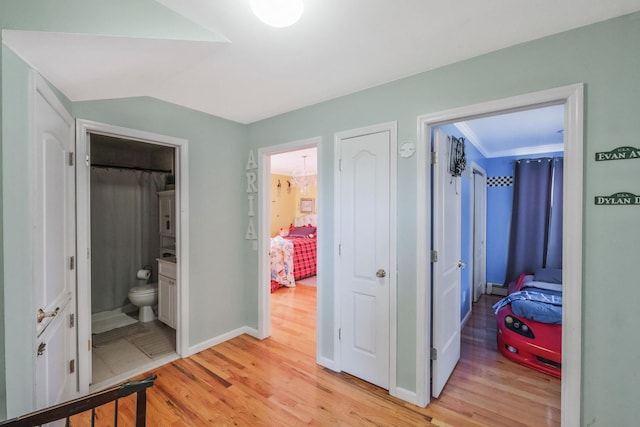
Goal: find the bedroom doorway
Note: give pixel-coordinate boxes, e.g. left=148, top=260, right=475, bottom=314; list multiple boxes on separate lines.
left=257, top=138, right=320, bottom=342
left=416, top=84, right=583, bottom=425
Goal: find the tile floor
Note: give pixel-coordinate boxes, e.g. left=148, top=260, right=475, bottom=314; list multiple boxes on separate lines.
left=91, top=319, right=176, bottom=388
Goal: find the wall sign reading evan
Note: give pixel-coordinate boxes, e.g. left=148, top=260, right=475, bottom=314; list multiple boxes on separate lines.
left=595, top=192, right=640, bottom=205
left=595, top=146, right=640, bottom=161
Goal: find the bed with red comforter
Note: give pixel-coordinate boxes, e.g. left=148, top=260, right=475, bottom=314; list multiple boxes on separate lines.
left=270, top=225, right=317, bottom=292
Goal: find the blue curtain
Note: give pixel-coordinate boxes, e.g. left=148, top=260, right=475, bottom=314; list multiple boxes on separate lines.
left=505, top=157, right=563, bottom=283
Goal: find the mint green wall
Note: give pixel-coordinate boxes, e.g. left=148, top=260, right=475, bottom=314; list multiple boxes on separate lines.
left=1, top=48, right=75, bottom=419
left=1, top=1, right=640, bottom=424
left=1, top=46, right=36, bottom=416
left=1, top=78, right=248, bottom=417
left=247, top=13, right=640, bottom=425
left=0, top=0, right=225, bottom=42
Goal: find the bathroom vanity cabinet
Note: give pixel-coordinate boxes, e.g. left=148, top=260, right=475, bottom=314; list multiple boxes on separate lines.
left=157, top=259, right=177, bottom=329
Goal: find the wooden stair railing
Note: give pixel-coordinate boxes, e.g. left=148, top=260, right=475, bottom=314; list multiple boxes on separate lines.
left=0, top=374, right=157, bottom=427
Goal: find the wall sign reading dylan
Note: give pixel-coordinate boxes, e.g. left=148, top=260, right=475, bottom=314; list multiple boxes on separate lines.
left=594, top=192, right=640, bottom=206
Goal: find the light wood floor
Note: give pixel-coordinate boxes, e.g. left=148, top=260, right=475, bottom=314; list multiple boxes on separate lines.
left=73, top=285, right=560, bottom=426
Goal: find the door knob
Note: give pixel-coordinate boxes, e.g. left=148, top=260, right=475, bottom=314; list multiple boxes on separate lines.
left=376, top=269, right=387, bottom=278
left=37, top=307, right=60, bottom=324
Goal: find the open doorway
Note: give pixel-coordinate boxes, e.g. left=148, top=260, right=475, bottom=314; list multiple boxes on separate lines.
left=87, top=134, right=177, bottom=387
left=76, top=120, right=189, bottom=394
left=257, top=138, right=320, bottom=342
left=269, top=147, right=318, bottom=292
left=437, top=103, right=565, bottom=324
left=416, top=84, right=583, bottom=426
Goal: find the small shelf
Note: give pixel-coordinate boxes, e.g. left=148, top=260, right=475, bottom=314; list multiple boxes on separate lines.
left=157, top=190, right=177, bottom=329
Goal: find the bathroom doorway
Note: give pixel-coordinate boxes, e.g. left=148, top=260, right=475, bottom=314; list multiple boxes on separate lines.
left=75, top=120, right=189, bottom=393
left=89, top=134, right=176, bottom=386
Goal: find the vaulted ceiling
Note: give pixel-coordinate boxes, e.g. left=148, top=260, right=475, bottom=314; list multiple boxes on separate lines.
left=3, top=0, right=640, bottom=154
left=5, top=1, right=640, bottom=124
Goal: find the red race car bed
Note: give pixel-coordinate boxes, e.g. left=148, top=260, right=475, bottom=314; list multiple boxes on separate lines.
left=494, top=268, right=562, bottom=378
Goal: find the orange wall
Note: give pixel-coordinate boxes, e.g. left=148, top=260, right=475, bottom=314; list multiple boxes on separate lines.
left=270, top=174, right=318, bottom=236
left=270, top=174, right=295, bottom=236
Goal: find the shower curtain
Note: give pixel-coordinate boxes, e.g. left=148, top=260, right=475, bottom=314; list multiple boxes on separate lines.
left=91, top=168, right=166, bottom=313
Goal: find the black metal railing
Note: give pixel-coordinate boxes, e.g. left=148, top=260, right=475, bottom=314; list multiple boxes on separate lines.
left=0, top=374, right=157, bottom=427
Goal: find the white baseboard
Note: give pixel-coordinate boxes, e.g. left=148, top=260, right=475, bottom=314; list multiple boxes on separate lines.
left=393, top=386, right=420, bottom=406
left=487, top=282, right=508, bottom=296
left=243, top=326, right=261, bottom=339
left=185, top=326, right=255, bottom=357
left=317, top=355, right=339, bottom=372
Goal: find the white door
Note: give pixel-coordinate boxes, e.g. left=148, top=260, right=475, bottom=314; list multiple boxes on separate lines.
left=32, top=73, right=77, bottom=409
left=339, top=130, right=391, bottom=389
left=472, top=169, right=487, bottom=302
left=432, top=129, right=462, bottom=398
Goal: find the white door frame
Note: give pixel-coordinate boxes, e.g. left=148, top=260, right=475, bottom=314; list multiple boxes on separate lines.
left=333, top=122, right=398, bottom=397
left=416, top=84, right=583, bottom=427
left=257, top=137, right=321, bottom=342
left=470, top=162, right=487, bottom=306
left=75, top=120, right=190, bottom=394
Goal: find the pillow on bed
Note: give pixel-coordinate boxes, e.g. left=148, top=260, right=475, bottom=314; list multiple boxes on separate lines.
left=534, top=268, right=562, bottom=284
left=288, top=226, right=316, bottom=238
left=522, top=280, right=563, bottom=293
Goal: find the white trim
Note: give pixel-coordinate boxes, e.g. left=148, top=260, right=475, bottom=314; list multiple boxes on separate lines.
left=394, top=387, right=419, bottom=406
left=185, top=326, right=256, bottom=356
left=416, top=83, right=583, bottom=425
left=333, top=121, right=398, bottom=398
left=470, top=161, right=487, bottom=307
left=317, top=356, right=339, bottom=372
left=257, top=137, right=321, bottom=342
left=415, top=114, right=431, bottom=407
left=561, top=84, right=584, bottom=427
left=455, top=122, right=564, bottom=158
left=75, top=120, right=189, bottom=395
left=488, top=143, right=564, bottom=159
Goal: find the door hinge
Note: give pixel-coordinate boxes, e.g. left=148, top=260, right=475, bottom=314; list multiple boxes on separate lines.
left=69, top=256, right=75, bottom=270
left=431, top=151, right=437, bottom=164
left=69, top=313, right=75, bottom=328
left=85, top=154, right=90, bottom=166
left=69, top=359, right=75, bottom=374
left=338, top=328, right=342, bottom=340
left=430, top=348, right=437, bottom=360
left=431, top=250, right=438, bottom=263
left=88, top=340, right=92, bottom=351
left=68, top=152, right=74, bottom=166
left=37, top=342, right=46, bottom=357
left=338, top=244, right=341, bottom=256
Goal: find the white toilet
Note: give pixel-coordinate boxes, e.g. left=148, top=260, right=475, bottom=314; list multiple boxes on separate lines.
left=128, top=283, right=158, bottom=322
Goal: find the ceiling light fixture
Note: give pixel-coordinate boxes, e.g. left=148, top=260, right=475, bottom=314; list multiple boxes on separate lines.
left=290, top=155, right=315, bottom=194
left=250, top=0, right=304, bottom=28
